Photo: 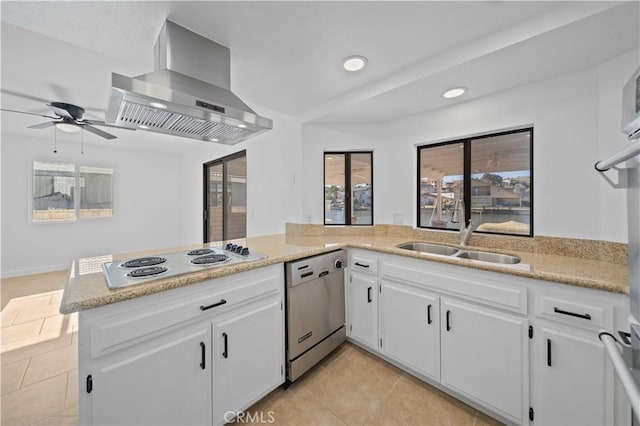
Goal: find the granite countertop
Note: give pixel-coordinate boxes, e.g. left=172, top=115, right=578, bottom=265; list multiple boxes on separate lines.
left=59, top=233, right=629, bottom=314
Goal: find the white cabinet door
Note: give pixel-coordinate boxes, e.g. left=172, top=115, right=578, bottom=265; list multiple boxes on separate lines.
left=91, top=323, right=212, bottom=426
left=212, top=298, right=283, bottom=425
left=348, top=272, right=378, bottom=350
left=440, top=298, right=528, bottom=423
left=533, top=325, right=612, bottom=426
left=380, top=280, right=440, bottom=380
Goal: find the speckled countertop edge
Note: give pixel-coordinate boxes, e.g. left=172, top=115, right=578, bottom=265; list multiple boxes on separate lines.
left=60, top=234, right=628, bottom=314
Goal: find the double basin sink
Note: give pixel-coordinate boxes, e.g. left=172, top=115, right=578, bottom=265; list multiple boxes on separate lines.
left=396, top=242, right=521, bottom=265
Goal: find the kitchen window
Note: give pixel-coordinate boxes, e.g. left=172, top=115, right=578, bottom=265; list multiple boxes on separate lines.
left=203, top=151, right=247, bottom=243
left=417, top=128, right=533, bottom=237
left=324, top=152, right=373, bottom=226
left=32, top=161, right=113, bottom=222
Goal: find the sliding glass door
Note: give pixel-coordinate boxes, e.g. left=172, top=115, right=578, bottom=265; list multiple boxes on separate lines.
left=203, top=151, right=247, bottom=243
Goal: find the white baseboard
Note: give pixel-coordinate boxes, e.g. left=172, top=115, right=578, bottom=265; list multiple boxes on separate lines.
left=1, top=263, right=70, bottom=279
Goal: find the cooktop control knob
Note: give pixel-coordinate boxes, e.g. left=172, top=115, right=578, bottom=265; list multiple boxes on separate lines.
left=225, top=243, right=234, bottom=250
left=334, top=258, right=343, bottom=269
left=241, top=247, right=250, bottom=256
left=235, top=245, right=243, bottom=253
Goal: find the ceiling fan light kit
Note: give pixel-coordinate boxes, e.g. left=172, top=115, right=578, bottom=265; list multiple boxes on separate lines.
left=55, top=122, right=81, bottom=133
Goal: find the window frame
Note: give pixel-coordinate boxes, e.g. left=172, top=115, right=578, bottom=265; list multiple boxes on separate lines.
left=31, top=160, right=114, bottom=223
left=323, top=151, right=374, bottom=226
left=203, top=150, right=247, bottom=243
left=416, top=127, right=533, bottom=238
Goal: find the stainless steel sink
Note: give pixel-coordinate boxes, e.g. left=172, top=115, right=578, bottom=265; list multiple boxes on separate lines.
left=454, top=250, right=521, bottom=264
left=396, top=242, right=459, bottom=256
left=396, top=241, right=521, bottom=265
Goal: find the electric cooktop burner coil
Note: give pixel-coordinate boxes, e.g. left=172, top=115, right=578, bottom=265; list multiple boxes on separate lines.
left=121, top=257, right=167, bottom=268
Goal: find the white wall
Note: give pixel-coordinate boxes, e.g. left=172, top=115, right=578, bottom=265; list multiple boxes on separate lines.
left=302, top=50, right=639, bottom=242
left=1, top=130, right=185, bottom=277
left=179, top=106, right=303, bottom=244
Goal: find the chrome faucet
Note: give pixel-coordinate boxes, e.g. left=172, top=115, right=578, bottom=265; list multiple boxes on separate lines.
left=451, top=198, right=475, bottom=246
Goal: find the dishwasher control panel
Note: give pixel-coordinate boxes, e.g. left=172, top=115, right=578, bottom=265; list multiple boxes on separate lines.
left=286, top=250, right=345, bottom=287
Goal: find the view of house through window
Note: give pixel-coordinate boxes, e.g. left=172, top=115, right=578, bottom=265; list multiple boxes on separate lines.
left=204, top=151, right=247, bottom=243
left=33, top=161, right=113, bottom=222
left=324, top=152, right=373, bottom=225
left=418, top=128, right=532, bottom=236
left=79, top=166, right=114, bottom=218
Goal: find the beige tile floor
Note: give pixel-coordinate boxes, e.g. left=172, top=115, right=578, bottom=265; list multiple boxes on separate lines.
left=1, top=270, right=503, bottom=426
left=1, top=270, right=78, bottom=426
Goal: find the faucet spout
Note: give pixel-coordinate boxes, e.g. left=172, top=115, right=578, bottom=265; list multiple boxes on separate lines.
left=452, top=198, right=475, bottom=246
left=460, top=219, right=475, bottom=246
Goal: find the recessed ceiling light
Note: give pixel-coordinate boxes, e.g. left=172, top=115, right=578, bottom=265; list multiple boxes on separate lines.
left=55, top=122, right=81, bottom=133
left=150, top=102, right=167, bottom=109
left=443, top=87, right=467, bottom=99
left=342, top=55, right=368, bottom=72
left=238, top=124, right=247, bottom=129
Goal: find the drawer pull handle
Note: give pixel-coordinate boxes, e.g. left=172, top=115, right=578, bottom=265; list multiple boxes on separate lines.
left=200, top=342, right=206, bottom=370
left=367, top=287, right=372, bottom=303
left=553, top=307, right=591, bottom=320
left=200, top=299, right=227, bottom=311
left=355, top=262, right=370, bottom=268
left=547, top=338, right=552, bottom=367
left=427, top=304, right=432, bottom=325
left=319, top=271, right=329, bottom=278
left=223, top=332, right=228, bottom=359
left=446, top=310, right=451, bottom=331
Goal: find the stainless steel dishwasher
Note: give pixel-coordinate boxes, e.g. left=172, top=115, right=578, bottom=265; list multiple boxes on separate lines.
left=285, top=250, right=346, bottom=382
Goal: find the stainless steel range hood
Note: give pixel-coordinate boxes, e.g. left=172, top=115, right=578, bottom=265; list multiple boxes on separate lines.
left=106, top=20, right=272, bottom=145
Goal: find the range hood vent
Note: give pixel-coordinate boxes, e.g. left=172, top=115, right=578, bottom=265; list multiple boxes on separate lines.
left=106, top=20, right=272, bottom=144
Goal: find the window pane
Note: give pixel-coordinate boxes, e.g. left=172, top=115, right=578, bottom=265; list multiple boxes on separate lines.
left=225, top=155, right=246, bottom=240
left=207, top=163, right=224, bottom=242
left=470, top=130, right=531, bottom=235
left=324, top=154, right=346, bottom=224
left=350, top=153, right=372, bottom=225
left=79, top=166, right=113, bottom=218
left=33, top=161, right=76, bottom=221
left=418, top=143, right=464, bottom=229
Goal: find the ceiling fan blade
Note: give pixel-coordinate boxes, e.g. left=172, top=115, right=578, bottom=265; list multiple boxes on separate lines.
left=82, top=119, right=136, bottom=131
left=0, top=89, right=51, bottom=104
left=28, top=121, right=56, bottom=129
left=46, top=103, right=75, bottom=119
left=81, top=124, right=117, bottom=140
left=0, top=108, right=58, bottom=120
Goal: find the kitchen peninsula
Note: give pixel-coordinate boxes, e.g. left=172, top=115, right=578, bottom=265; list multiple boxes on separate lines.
left=63, top=225, right=630, bottom=426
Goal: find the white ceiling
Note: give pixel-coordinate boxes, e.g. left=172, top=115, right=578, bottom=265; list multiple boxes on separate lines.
left=1, top=0, right=638, bottom=141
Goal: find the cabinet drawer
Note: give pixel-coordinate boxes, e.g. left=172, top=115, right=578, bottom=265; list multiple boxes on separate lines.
left=536, top=295, right=610, bottom=329
left=89, top=266, right=282, bottom=358
left=350, top=254, right=378, bottom=275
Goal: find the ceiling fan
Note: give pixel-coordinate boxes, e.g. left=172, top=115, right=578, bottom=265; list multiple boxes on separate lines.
left=1, top=102, right=129, bottom=140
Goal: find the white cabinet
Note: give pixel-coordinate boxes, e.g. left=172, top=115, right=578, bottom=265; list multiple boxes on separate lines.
left=212, top=298, right=283, bottom=425
left=79, top=264, right=284, bottom=426
left=380, top=280, right=440, bottom=380
left=440, top=298, right=528, bottom=423
left=347, top=272, right=378, bottom=350
left=91, top=323, right=212, bottom=426
left=530, top=286, right=618, bottom=425
left=532, top=324, right=612, bottom=425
